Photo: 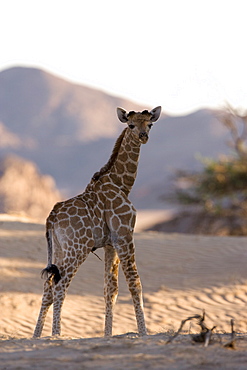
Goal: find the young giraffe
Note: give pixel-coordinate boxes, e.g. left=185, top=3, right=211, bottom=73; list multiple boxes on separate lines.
left=33, top=106, right=161, bottom=338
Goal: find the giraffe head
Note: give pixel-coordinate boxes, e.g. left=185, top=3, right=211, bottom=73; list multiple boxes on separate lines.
left=116, top=106, right=162, bottom=144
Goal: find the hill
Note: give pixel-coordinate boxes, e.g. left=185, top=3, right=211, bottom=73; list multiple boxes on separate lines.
left=0, top=155, right=61, bottom=219
left=0, top=66, right=231, bottom=209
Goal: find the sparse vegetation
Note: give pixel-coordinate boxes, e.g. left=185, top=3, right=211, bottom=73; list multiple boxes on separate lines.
left=167, top=310, right=236, bottom=349
left=160, top=105, right=247, bottom=235
left=171, top=105, right=247, bottom=217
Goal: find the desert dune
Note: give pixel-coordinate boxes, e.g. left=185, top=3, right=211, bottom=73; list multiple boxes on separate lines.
left=1, top=213, right=247, bottom=369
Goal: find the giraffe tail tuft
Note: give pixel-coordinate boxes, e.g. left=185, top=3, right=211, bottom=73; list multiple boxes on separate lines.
left=41, top=264, right=61, bottom=284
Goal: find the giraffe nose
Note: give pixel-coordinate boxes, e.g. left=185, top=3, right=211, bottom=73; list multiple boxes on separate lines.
left=139, top=132, right=148, bottom=140
left=139, top=132, right=148, bottom=144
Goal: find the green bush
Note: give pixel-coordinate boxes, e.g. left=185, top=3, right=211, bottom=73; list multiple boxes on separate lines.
left=171, top=107, right=247, bottom=216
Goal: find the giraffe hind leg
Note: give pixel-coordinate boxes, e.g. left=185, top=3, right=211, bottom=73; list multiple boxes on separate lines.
left=33, top=279, right=54, bottom=338
left=51, top=242, right=93, bottom=336
left=51, top=270, right=76, bottom=336
left=33, top=265, right=61, bottom=337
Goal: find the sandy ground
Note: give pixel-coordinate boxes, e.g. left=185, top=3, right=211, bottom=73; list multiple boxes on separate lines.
left=1, top=213, right=247, bottom=369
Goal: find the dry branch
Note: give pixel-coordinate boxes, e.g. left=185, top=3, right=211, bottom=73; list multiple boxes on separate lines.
left=224, top=319, right=236, bottom=350
left=166, top=314, right=202, bottom=344
left=166, top=310, right=216, bottom=346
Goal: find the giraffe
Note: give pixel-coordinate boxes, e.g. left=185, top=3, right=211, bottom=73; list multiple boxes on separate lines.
left=33, top=106, right=162, bottom=338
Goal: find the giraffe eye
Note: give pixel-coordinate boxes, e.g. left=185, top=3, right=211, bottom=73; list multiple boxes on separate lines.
left=128, top=124, right=135, bottom=129
left=148, top=123, right=153, bottom=128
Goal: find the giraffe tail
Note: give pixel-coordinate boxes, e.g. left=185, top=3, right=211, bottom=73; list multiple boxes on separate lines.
left=41, top=264, right=61, bottom=284
left=41, top=230, right=61, bottom=284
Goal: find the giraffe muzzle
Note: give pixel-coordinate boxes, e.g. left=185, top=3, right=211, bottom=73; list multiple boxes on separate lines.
left=139, top=132, right=149, bottom=144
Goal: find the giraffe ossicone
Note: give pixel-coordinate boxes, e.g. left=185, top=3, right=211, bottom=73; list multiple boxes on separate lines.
left=33, top=106, right=162, bottom=338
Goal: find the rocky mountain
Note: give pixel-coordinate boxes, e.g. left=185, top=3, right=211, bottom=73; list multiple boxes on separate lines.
left=0, top=155, right=61, bottom=219
left=0, top=66, right=232, bottom=210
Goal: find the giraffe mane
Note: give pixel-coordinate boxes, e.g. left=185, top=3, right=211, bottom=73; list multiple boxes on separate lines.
left=92, top=127, right=128, bottom=181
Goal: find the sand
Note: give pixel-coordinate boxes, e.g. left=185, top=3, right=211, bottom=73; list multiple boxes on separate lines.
left=1, top=213, right=247, bottom=369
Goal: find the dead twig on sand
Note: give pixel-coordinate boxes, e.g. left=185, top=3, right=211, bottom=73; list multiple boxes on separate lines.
left=224, top=319, right=236, bottom=350
left=166, top=310, right=216, bottom=346
left=190, top=310, right=216, bottom=347
left=166, top=310, right=237, bottom=349
left=166, top=314, right=201, bottom=344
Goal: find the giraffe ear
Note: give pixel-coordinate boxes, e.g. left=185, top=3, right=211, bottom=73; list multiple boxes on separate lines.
left=150, top=106, right=162, bottom=122
left=117, top=107, right=128, bottom=123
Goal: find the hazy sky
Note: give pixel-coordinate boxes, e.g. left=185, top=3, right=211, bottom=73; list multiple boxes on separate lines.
left=1, top=0, right=246, bottom=115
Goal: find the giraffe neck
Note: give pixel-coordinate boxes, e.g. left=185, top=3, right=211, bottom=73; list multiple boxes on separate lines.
left=104, top=128, right=141, bottom=195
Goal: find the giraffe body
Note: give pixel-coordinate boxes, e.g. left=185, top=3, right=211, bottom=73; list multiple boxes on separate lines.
left=33, top=106, right=161, bottom=338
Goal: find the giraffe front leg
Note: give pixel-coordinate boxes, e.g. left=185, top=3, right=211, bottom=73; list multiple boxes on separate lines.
left=117, top=237, right=147, bottom=336
left=33, top=279, right=53, bottom=338
left=104, top=244, right=120, bottom=337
